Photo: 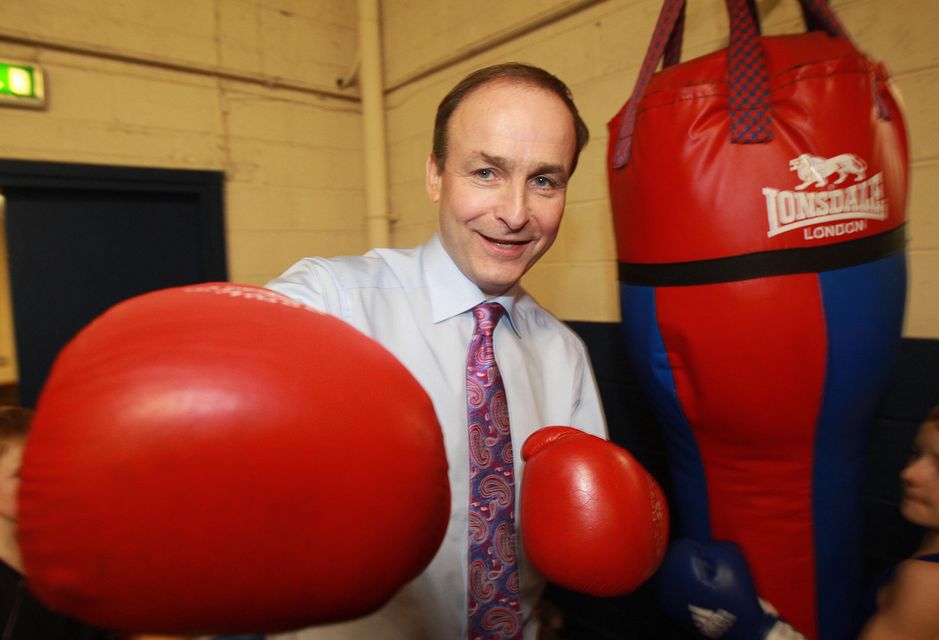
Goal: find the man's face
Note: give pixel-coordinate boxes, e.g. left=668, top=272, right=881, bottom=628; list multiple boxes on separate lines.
left=0, top=438, right=24, bottom=522
left=901, top=420, right=939, bottom=529
left=426, top=80, right=576, bottom=297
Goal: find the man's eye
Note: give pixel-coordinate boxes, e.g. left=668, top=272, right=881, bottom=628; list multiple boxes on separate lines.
left=475, top=168, right=495, bottom=180
left=532, top=176, right=556, bottom=189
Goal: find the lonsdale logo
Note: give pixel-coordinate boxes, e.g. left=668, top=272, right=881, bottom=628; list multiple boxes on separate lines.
left=762, top=153, right=887, bottom=239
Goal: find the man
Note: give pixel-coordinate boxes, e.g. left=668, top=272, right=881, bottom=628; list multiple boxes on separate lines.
left=267, top=63, right=607, bottom=640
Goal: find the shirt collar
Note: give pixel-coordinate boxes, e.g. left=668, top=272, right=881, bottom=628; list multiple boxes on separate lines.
left=423, top=234, right=521, bottom=335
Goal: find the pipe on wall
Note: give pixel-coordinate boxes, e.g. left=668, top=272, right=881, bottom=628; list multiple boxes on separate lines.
left=357, top=0, right=392, bottom=249
left=0, top=28, right=357, bottom=102
left=353, top=0, right=606, bottom=248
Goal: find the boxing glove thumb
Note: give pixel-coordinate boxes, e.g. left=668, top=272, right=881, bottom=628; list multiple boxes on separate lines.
left=520, top=426, right=669, bottom=596
left=656, top=539, right=807, bottom=639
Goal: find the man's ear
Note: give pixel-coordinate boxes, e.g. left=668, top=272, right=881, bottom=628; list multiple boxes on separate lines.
left=425, top=153, right=442, bottom=203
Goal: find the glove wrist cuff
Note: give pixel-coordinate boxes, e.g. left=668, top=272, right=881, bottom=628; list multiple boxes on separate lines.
left=766, top=618, right=808, bottom=640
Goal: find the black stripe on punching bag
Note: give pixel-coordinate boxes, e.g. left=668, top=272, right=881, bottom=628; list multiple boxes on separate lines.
left=618, top=225, right=907, bottom=287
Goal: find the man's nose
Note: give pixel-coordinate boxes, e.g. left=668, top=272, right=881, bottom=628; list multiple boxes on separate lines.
left=498, top=182, right=530, bottom=231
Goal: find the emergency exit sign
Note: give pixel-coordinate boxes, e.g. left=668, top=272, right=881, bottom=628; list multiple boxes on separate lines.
left=0, top=60, right=45, bottom=108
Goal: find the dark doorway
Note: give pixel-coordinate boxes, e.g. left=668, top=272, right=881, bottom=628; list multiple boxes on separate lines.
left=0, top=160, right=226, bottom=408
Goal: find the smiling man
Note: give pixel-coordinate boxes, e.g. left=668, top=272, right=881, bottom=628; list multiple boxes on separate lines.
left=427, top=71, right=577, bottom=298
left=267, top=63, right=607, bottom=640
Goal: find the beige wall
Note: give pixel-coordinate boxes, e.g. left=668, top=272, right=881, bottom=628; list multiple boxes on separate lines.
left=0, top=0, right=367, bottom=287
left=0, top=196, right=17, bottom=384
left=0, top=0, right=936, bottom=385
left=0, top=0, right=366, bottom=383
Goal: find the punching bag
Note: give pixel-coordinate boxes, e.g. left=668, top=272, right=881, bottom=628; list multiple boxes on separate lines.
left=607, top=1, right=908, bottom=638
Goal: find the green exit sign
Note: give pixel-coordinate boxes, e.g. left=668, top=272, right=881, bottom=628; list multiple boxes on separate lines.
left=0, top=60, right=46, bottom=108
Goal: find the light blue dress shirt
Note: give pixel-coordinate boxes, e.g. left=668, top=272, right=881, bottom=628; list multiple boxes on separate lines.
left=266, top=234, right=608, bottom=640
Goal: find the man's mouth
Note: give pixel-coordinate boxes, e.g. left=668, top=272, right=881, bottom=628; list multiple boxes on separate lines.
left=481, top=234, right=529, bottom=249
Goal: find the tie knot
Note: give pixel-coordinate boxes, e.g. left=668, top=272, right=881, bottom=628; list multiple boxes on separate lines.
left=472, top=302, right=505, bottom=337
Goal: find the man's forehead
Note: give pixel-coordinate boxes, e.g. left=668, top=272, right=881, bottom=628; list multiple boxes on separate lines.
left=448, top=84, right=574, bottom=143
left=456, top=78, right=561, bottom=111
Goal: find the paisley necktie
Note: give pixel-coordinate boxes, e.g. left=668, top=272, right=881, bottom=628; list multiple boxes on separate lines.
left=466, top=302, right=522, bottom=640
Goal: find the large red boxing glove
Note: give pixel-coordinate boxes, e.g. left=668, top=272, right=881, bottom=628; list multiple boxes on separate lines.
left=521, top=426, right=668, bottom=596
left=19, top=283, right=450, bottom=635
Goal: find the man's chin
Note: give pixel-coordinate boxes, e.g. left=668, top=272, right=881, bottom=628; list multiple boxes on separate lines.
left=476, top=274, right=522, bottom=298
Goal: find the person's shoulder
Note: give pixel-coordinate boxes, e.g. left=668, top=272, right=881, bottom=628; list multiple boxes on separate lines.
left=288, top=248, right=415, bottom=289
left=269, top=246, right=426, bottom=314
left=873, top=557, right=939, bottom=636
left=892, top=555, right=939, bottom=592
left=514, top=293, right=587, bottom=348
left=327, top=247, right=428, bottom=297
left=514, top=293, right=562, bottom=328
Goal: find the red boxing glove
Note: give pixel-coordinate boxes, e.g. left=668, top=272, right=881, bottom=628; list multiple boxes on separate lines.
left=521, top=426, right=668, bottom=596
left=19, top=283, right=450, bottom=635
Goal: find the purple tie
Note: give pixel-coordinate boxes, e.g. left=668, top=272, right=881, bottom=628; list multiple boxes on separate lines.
left=466, top=302, right=522, bottom=640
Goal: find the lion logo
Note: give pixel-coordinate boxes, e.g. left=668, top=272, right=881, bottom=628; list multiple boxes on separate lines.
left=789, top=153, right=867, bottom=191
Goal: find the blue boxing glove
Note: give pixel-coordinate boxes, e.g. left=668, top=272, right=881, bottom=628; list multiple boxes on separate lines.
left=656, top=539, right=806, bottom=639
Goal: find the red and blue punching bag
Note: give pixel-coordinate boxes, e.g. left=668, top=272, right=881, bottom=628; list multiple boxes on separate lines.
left=607, top=1, right=908, bottom=638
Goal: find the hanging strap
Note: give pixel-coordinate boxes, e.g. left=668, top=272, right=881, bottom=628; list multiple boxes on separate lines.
left=662, top=1, right=686, bottom=68
left=611, top=0, right=686, bottom=169
left=612, top=0, right=855, bottom=169
left=725, top=0, right=772, bottom=145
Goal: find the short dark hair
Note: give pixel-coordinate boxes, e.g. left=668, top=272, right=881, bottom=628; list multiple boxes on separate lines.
left=0, top=405, right=31, bottom=453
left=432, top=62, right=590, bottom=175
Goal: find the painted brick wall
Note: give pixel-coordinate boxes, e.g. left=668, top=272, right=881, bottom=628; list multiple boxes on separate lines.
left=0, top=0, right=366, bottom=288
